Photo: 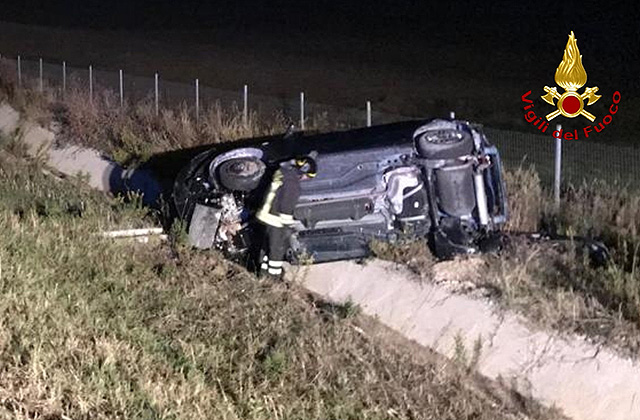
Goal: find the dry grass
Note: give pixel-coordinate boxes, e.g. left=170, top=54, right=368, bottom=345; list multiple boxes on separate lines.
left=0, top=137, right=559, bottom=419
left=370, top=166, right=640, bottom=356
left=57, top=87, right=280, bottom=166
left=5, top=56, right=640, bottom=349
left=503, top=166, right=545, bottom=233
left=479, top=169, right=640, bottom=356
left=3, top=51, right=640, bottom=410
left=0, top=64, right=55, bottom=127
left=504, top=165, right=640, bottom=255
left=556, top=180, right=640, bottom=253
left=370, top=239, right=436, bottom=279
left=481, top=238, right=640, bottom=356
left=0, top=59, right=561, bottom=420
left=0, top=58, right=288, bottom=167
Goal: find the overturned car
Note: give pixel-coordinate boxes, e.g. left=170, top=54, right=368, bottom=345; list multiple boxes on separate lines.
left=173, top=118, right=508, bottom=266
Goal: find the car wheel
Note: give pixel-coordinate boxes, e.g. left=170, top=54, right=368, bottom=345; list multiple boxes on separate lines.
left=218, top=157, right=266, bottom=192
left=415, top=128, right=474, bottom=159
left=188, top=204, right=222, bottom=249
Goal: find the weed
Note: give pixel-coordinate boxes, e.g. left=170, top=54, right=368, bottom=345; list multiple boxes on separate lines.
left=168, top=218, right=189, bottom=249
left=480, top=237, right=640, bottom=357
left=469, top=336, right=484, bottom=372
left=368, top=166, right=640, bottom=357
left=370, top=238, right=435, bottom=278
left=0, top=139, right=556, bottom=419
left=0, top=56, right=626, bottom=417
left=453, top=333, right=469, bottom=367
left=451, top=334, right=483, bottom=374
left=503, top=166, right=544, bottom=233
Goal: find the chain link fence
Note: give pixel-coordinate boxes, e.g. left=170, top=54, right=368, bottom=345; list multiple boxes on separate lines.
left=4, top=55, right=640, bottom=190
left=484, top=127, right=640, bottom=189
left=9, top=56, right=409, bottom=130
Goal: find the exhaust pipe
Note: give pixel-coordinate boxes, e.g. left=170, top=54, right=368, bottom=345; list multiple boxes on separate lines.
left=474, top=172, right=490, bottom=226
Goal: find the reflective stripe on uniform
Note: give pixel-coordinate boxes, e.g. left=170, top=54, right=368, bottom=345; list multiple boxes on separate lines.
left=268, top=260, right=284, bottom=268
left=256, top=170, right=284, bottom=227
left=257, top=212, right=284, bottom=228
left=259, top=212, right=295, bottom=227
left=268, top=267, right=283, bottom=275
left=256, top=169, right=299, bottom=227
left=277, top=213, right=295, bottom=225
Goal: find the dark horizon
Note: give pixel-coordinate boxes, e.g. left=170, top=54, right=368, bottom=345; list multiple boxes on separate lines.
left=3, top=1, right=636, bottom=33
left=4, top=1, right=637, bottom=73
left=1, top=1, right=543, bottom=29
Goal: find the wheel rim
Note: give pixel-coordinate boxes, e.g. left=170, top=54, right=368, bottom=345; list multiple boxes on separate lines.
left=229, top=159, right=259, bottom=177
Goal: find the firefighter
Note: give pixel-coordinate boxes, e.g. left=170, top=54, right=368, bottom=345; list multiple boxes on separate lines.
left=256, top=156, right=316, bottom=279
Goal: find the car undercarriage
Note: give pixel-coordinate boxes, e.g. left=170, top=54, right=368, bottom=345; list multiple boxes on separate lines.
left=173, top=118, right=509, bottom=267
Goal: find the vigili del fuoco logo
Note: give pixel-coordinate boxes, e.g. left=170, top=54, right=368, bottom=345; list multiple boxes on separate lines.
left=521, top=31, right=621, bottom=139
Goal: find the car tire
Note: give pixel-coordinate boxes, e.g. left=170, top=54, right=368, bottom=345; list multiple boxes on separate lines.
left=218, top=157, right=266, bottom=192
left=188, top=204, right=222, bottom=249
left=415, top=128, right=474, bottom=159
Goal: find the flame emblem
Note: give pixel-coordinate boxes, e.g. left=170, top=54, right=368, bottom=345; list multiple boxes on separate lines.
left=541, top=31, right=601, bottom=121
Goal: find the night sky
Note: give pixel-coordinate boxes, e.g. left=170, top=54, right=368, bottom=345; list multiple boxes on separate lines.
left=3, top=1, right=637, bottom=36
left=4, top=1, right=637, bottom=67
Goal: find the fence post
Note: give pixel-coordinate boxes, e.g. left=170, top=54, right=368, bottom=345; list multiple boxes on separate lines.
left=366, top=101, right=372, bottom=127
left=17, top=55, right=21, bottom=88
left=300, top=92, right=305, bottom=131
left=195, top=79, right=200, bottom=122
left=62, top=61, right=66, bottom=96
left=554, top=123, right=562, bottom=209
left=119, top=69, right=124, bottom=108
left=89, top=65, right=93, bottom=103
left=154, top=73, right=159, bottom=116
left=243, top=84, right=248, bottom=128
left=39, top=58, right=43, bottom=92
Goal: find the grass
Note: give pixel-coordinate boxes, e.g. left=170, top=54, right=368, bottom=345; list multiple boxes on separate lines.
left=369, top=239, right=436, bottom=279
left=0, top=58, right=289, bottom=167
left=502, top=171, right=640, bottom=354
left=0, top=136, right=561, bottom=419
left=0, top=58, right=562, bottom=419
left=27, top=48, right=632, bottom=360
left=57, top=88, right=280, bottom=166
left=371, top=164, right=640, bottom=356
left=464, top=167, right=640, bottom=356
left=502, top=166, right=545, bottom=233
left=485, top=127, right=640, bottom=191
left=4, top=50, right=640, bottom=412
left=480, top=237, right=640, bottom=355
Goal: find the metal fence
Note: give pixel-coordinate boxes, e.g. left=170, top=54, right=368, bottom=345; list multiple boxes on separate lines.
left=3, top=54, right=640, bottom=191
left=485, top=127, right=640, bottom=190
left=7, top=55, right=409, bottom=130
